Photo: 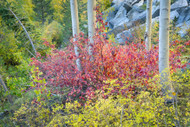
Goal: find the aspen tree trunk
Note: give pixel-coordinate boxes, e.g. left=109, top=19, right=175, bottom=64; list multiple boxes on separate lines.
left=145, top=0, right=152, bottom=51
left=9, top=8, right=37, bottom=55
left=159, top=0, right=172, bottom=92
left=0, top=75, right=12, bottom=104
left=88, top=0, right=96, bottom=59
left=70, top=0, right=82, bottom=71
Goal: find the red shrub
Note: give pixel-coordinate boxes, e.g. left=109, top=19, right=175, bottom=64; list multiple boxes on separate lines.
left=30, top=7, right=185, bottom=102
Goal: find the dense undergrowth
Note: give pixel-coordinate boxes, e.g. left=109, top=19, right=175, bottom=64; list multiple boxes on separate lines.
left=0, top=6, right=190, bottom=127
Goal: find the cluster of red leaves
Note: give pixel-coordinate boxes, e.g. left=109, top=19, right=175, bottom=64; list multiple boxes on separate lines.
left=30, top=7, right=186, bottom=103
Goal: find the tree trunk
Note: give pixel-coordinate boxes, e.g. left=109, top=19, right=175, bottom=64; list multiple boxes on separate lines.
left=0, top=75, right=12, bottom=104
left=70, top=0, right=82, bottom=71
left=88, top=0, right=96, bottom=59
left=145, top=0, right=152, bottom=51
left=159, top=0, right=172, bottom=91
left=9, top=8, right=37, bottom=55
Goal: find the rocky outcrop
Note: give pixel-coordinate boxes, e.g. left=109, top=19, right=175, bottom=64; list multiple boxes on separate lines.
left=104, top=0, right=190, bottom=44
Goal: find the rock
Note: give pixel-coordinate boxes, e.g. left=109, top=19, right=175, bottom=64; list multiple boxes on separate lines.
left=105, top=0, right=190, bottom=40
left=152, top=5, right=160, bottom=18
left=112, top=0, right=125, bottom=5
left=107, top=21, right=134, bottom=36
left=115, top=28, right=134, bottom=44
left=127, top=5, right=145, bottom=20
left=108, top=8, right=146, bottom=36
left=115, top=23, right=146, bottom=44
left=170, top=10, right=180, bottom=20
left=152, top=16, right=159, bottom=23
left=132, top=0, right=144, bottom=6
left=177, top=20, right=190, bottom=37
left=109, top=6, right=128, bottom=28
left=153, top=0, right=160, bottom=6
left=112, top=0, right=145, bottom=6
left=128, top=11, right=141, bottom=21
left=171, top=0, right=188, bottom=10
left=177, top=7, right=190, bottom=24
left=103, top=6, right=117, bottom=23
left=117, top=18, right=130, bottom=27
left=150, top=10, right=179, bottom=23
left=132, top=10, right=146, bottom=22
left=103, top=4, right=123, bottom=28
left=132, top=5, right=145, bottom=13
left=111, top=2, right=115, bottom=6
left=123, top=2, right=133, bottom=12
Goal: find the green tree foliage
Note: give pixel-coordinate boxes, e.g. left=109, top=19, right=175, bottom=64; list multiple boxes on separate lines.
left=42, top=21, right=64, bottom=48
left=32, top=0, right=54, bottom=25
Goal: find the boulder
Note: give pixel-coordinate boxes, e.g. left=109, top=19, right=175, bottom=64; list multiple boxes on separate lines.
left=152, top=5, right=160, bottom=18
left=127, top=5, right=145, bottom=20
left=123, top=2, right=133, bottom=12
left=150, top=10, right=179, bottom=23
left=112, top=0, right=145, bottom=6
left=132, top=5, right=145, bottom=13
left=128, top=11, right=141, bottom=21
left=103, top=6, right=117, bottom=23
left=183, top=7, right=190, bottom=22
left=105, top=0, right=190, bottom=41
left=107, top=21, right=134, bottom=36
left=132, top=0, right=144, bottom=6
left=171, top=0, right=188, bottom=10
left=103, top=4, right=123, bottom=28
left=153, top=0, right=160, bottom=6
left=115, top=29, right=134, bottom=45
left=108, top=9, right=146, bottom=36
left=115, top=24, right=145, bottom=44
left=177, top=7, right=190, bottom=24
left=177, top=20, right=190, bottom=37
left=170, top=10, right=180, bottom=20
left=132, top=10, right=146, bottom=22
left=109, top=6, right=128, bottom=28
left=112, top=0, right=125, bottom=5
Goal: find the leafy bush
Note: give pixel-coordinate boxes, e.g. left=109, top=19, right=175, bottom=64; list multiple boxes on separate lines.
left=13, top=72, right=190, bottom=126
left=42, top=21, right=65, bottom=48
left=30, top=8, right=186, bottom=103
left=9, top=6, right=190, bottom=127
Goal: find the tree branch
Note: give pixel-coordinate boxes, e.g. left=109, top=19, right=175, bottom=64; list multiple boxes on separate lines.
left=9, top=8, right=37, bottom=55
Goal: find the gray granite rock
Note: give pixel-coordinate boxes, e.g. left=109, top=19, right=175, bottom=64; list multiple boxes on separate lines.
left=115, top=29, right=134, bottom=44
left=105, top=0, right=190, bottom=45
left=177, top=7, right=190, bottom=24
left=171, top=0, right=188, bottom=10
left=177, top=20, right=190, bottom=37
left=170, top=10, right=180, bottom=20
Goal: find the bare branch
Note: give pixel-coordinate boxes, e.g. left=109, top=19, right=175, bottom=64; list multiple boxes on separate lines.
left=9, top=8, right=37, bottom=55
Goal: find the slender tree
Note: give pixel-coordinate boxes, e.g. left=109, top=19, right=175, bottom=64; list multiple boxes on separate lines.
left=9, top=8, right=37, bottom=55
left=0, top=74, right=12, bottom=104
left=88, top=0, right=96, bottom=59
left=145, top=0, right=152, bottom=51
left=70, top=0, right=82, bottom=71
left=159, top=0, right=172, bottom=91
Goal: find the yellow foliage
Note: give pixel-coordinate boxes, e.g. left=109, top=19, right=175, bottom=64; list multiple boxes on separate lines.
left=12, top=70, right=190, bottom=126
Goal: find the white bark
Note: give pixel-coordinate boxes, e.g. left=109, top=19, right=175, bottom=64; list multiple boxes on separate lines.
left=9, top=8, right=37, bottom=55
left=159, top=0, right=171, bottom=89
left=70, top=0, right=82, bottom=71
left=0, top=75, right=12, bottom=103
left=88, top=0, right=96, bottom=58
left=145, top=0, right=152, bottom=51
